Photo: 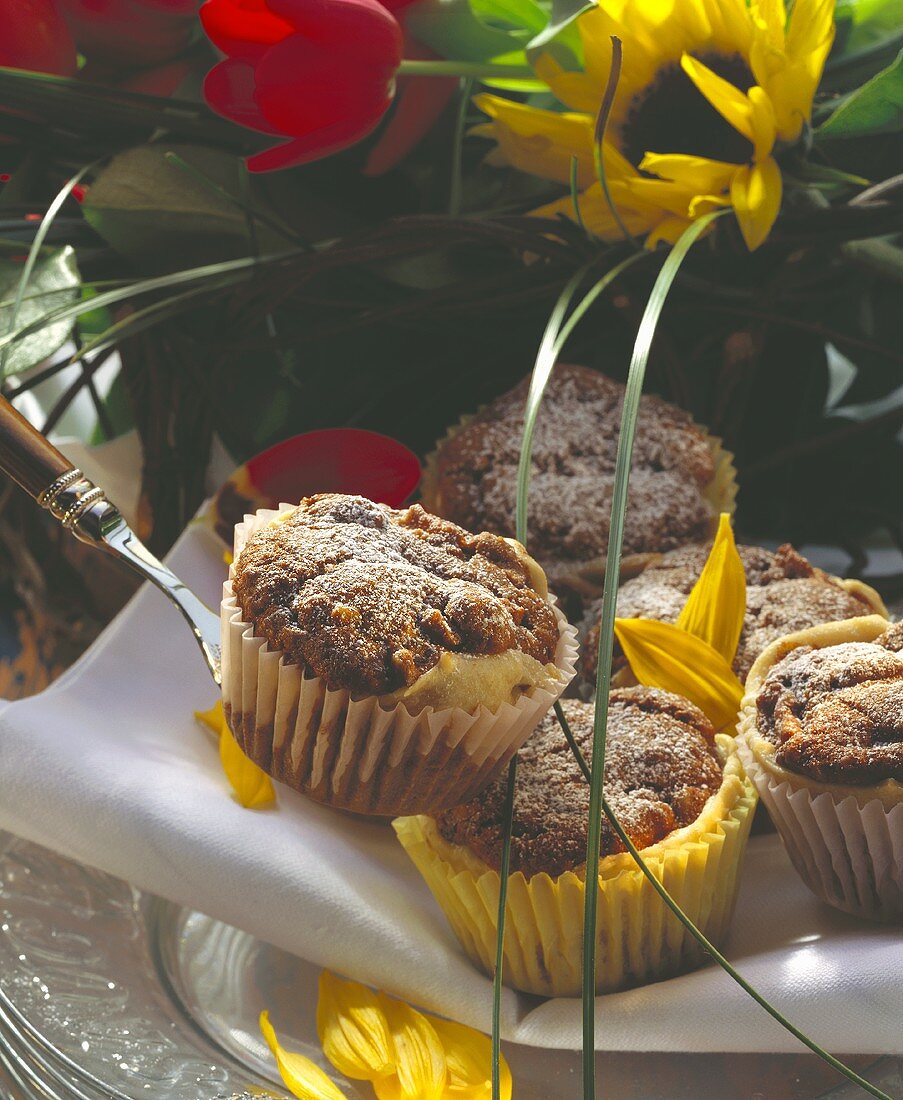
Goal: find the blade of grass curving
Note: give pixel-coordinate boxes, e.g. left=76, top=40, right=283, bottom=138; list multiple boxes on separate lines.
left=71, top=278, right=243, bottom=361
left=490, top=755, right=517, bottom=1100
left=164, top=152, right=306, bottom=248
left=582, top=208, right=729, bottom=1098
left=493, top=253, right=648, bottom=1098
left=570, top=156, right=589, bottom=237
left=1, top=162, right=94, bottom=377
left=593, top=37, right=638, bottom=249
left=553, top=654, right=891, bottom=1099
left=449, top=79, right=474, bottom=218
left=0, top=250, right=304, bottom=357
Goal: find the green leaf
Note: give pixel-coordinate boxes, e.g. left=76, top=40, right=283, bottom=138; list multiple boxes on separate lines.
left=834, top=0, right=903, bottom=57
left=819, top=47, right=903, bottom=138
left=406, top=0, right=546, bottom=89
left=0, top=246, right=80, bottom=377
left=82, top=144, right=290, bottom=270
left=527, top=0, right=590, bottom=59
left=470, top=0, right=547, bottom=34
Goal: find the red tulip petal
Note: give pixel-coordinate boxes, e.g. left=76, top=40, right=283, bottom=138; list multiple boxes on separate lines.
left=3, top=0, right=77, bottom=75
left=212, top=429, right=421, bottom=542
left=245, top=129, right=375, bottom=170
left=253, top=40, right=393, bottom=139
left=267, top=0, right=402, bottom=56
left=200, top=0, right=294, bottom=59
left=203, top=60, right=285, bottom=134
left=364, top=72, right=456, bottom=175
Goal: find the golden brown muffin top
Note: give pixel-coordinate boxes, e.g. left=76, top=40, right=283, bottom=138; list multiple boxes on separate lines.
left=431, top=365, right=716, bottom=572
left=435, top=689, right=722, bottom=877
left=232, top=494, right=560, bottom=696
left=581, top=543, right=876, bottom=687
left=756, top=621, right=903, bottom=784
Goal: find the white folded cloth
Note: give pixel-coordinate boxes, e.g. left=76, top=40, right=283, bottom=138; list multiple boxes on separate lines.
left=0, top=520, right=901, bottom=1054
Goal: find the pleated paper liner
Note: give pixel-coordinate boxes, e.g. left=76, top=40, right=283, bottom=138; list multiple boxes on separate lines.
left=394, top=736, right=757, bottom=997
left=221, top=507, right=579, bottom=818
left=737, top=615, right=903, bottom=922
left=420, top=405, right=738, bottom=603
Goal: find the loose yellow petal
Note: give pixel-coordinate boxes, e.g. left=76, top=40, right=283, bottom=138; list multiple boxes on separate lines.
left=731, top=157, right=782, bottom=250
left=219, top=725, right=277, bottom=809
left=260, top=1011, right=348, bottom=1100
left=429, top=1016, right=512, bottom=1099
left=374, top=995, right=446, bottom=1100
left=196, top=700, right=276, bottom=809
left=676, top=512, right=746, bottom=664
left=614, top=618, right=744, bottom=730
left=194, top=701, right=224, bottom=734
left=317, top=973, right=395, bottom=1083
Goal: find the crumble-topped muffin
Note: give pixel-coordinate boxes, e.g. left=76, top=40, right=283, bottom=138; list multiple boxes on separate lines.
left=738, top=615, right=903, bottom=920
left=435, top=691, right=722, bottom=877
left=580, top=542, right=886, bottom=690
left=394, top=688, right=756, bottom=994
left=422, top=365, right=734, bottom=593
left=232, top=493, right=560, bottom=698
left=221, top=495, right=579, bottom=818
left=755, top=620, right=903, bottom=785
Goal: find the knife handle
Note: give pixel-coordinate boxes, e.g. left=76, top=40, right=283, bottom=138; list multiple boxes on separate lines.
left=0, top=393, right=73, bottom=501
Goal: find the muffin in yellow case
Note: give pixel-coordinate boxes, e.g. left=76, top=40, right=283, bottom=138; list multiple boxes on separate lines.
left=421, top=364, right=738, bottom=600
left=737, top=615, right=903, bottom=921
left=221, top=494, right=579, bottom=818
left=394, top=693, right=757, bottom=996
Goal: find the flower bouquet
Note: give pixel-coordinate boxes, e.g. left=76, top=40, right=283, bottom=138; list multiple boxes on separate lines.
left=0, top=0, right=901, bottom=1096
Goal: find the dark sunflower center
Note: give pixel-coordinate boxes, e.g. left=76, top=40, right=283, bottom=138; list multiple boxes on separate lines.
left=620, top=52, right=755, bottom=169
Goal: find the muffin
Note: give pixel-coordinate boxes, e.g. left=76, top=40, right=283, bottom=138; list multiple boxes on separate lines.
left=579, top=542, right=888, bottom=693
left=738, top=616, right=903, bottom=921
left=421, top=364, right=736, bottom=598
left=220, top=494, right=578, bottom=817
left=394, top=691, right=756, bottom=996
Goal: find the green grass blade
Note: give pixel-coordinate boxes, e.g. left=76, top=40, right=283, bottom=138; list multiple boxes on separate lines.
left=582, top=208, right=728, bottom=1098
left=492, top=252, right=647, bottom=1098
left=0, top=250, right=305, bottom=356
left=449, top=79, right=474, bottom=219
left=592, top=36, right=638, bottom=248
left=1, top=162, right=94, bottom=376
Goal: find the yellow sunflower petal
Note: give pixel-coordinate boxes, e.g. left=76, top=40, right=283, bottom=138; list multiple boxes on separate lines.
left=533, top=52, right=601, bottom=113
left=681, top=53, right=769, bottom=154
left=639, top=153, right=736, bottom=193
left=317, top=973, right=395, bottom=1082
left=613, top=618, right=744, bottom=729
left=219, top=724, right=276, bottom=809
left=374, top=995, right=446, bottom=1100
left=428, top=1016, right=512, bottom=1099
left=675, top=513, right=746, bottom=664
left=730, top=157, right=782, bottom=250
left=786, top=0, right=835, bottom=61
left=750, top=0, right=786, bottom=52
left=473, top=94, right=596, bottom=186
left=260, top=1012, right=348, bottom=1100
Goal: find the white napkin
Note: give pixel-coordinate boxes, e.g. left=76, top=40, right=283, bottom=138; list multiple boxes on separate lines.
left=0, top=520, right=901, bottom=1055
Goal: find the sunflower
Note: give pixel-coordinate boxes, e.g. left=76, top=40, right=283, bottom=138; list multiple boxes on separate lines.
left=473, top=0, right=835, bottom=249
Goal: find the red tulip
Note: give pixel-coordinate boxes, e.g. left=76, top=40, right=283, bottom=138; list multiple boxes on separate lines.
left=200, top=0, right=403, bottom=171
left=211, top=428, right=421, bottom=541
left=59, top=0, right=200, bottom=67
left=0, top=0, right=77, bottom=76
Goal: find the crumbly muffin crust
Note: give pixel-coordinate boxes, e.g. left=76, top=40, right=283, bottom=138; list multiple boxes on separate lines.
left=435, top=689, right=722, bottom=877
left=232, top=494, right=560, bottom=696
left=580, top=543, right=876, bottom=687
left=430, top=365, right=717, bottom=574
left=756, top=621, right=903, bottom=784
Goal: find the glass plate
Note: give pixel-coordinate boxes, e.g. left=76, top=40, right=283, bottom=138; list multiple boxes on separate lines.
left=2, top=832, right=902, bottom=1100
